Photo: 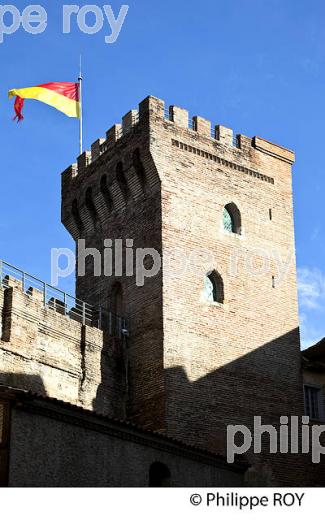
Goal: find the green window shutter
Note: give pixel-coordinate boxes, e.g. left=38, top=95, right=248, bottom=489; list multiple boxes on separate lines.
left=223, top=207, right=234, bottom=233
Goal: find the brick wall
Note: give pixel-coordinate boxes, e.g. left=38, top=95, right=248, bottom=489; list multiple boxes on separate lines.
left=4, top=389, right=246, bottom=487
left=152, top=98, right=304, bottom=484
left=0, top=276, right=126, bottom=418
left=62, top=98, right=166, bottom=430
left=1, top=95, right=319, bottom=485
left=61, top=96, right=307, bottom=484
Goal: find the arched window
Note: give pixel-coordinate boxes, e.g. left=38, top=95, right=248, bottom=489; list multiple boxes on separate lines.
left=204, top=270, right=224, bottom=304
left=100, top=174, right=113, bottom=213
left=149, top=462, right=171, bottom=487
left=85, top=187, right=97, bottom=225
left=132, top=148, right=146, bottom=189
left=116, top=162, right=129, bottom=199
left=71, top=199, right=83, bottom=234
left=223, top=203, right=241, bottom=234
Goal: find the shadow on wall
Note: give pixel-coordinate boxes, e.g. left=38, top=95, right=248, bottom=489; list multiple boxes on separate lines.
left=92, top=282, right=129, bottom=419
left=92, top=334, right=128, bottom=419
left=162, top=326, right=325, bottom=486
left=165, top=328, right=303, bottom=444
left=0, top=373, right=46, bottom=396
left=2, top=327, right=324, bottom=485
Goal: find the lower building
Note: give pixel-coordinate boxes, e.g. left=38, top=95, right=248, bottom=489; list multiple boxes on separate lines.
left=302, top=339, right=325, bottom=422
left=0, top=385, right=246, bottom=487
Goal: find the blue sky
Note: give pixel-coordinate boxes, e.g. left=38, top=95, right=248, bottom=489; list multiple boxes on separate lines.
left=0, top=0, right=324, bottom=349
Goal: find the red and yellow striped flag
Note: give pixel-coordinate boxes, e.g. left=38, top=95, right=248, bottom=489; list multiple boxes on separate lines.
left=8, top=82, right=81, bottom=121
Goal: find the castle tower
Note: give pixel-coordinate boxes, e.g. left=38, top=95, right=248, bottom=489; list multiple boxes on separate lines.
left=61, top=96, right=304, bottom=481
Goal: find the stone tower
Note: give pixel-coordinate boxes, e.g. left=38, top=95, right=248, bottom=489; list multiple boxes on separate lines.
left=61, top=96, right=304, bottom=483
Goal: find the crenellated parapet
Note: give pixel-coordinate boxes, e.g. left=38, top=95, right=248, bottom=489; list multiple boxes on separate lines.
left=62, top=97, right=162, bottom=239
left=61, top=95, right=295, bottom=241
left=0, top=271, right=127, bottom=418
left=62, top=95, right=295, bottom=183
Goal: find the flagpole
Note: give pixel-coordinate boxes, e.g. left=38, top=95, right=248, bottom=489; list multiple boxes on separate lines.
left=78, top=55, right=83, bottom=156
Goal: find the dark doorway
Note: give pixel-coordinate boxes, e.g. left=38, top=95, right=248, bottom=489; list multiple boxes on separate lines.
left=149, top=462, right=171, bottom=487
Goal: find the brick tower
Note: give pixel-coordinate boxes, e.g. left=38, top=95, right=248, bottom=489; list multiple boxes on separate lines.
left=61, top=96, right=304, bottom=484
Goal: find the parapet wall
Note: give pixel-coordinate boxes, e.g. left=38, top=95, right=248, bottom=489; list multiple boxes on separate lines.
left=61, top=95, right=295, bottom=244
left=62, top=95, right=295, bottom=183
left=0, top=277, right=127, bottom=418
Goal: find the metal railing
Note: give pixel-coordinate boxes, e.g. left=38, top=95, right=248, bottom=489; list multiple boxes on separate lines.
left=164, top=110, right=197, bottom=131
left=164, top=108, right=171, bottom=121
left=100, top=140, right=109, bottom=154
left=232, top=134, right=240, bottom=148
left=210, top=128, right=240, bottom=148
left=189, top=119, right=196, bottom=131
left=165, top=109, right=240, bottom=147
left=0, top=260, right=127, bottom=338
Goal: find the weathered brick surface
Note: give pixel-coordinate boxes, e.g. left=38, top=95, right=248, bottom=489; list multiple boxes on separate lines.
left=5, top=391, right=245, bottom=487
left=62, top=98, right=165, bottom=430
left=1, top=95, right=319, bottom=485
left=60, top=96, right=313, bottom=484
left=0, top=279, right=126, bottom=418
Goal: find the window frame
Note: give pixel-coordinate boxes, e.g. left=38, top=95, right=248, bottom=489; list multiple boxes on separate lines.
left=222, top=203, right=242, bottom=236
left=204, top=270, right=224, bottom=305
left=223, top=207, right=234, bottom=233
left=304, top=384, right=325, bottom=421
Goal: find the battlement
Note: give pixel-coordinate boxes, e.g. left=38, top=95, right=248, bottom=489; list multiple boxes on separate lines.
left=62, top=95, right=295, bottom=181
left=0, top=260, right=127, bottom=418
left=0, top=260, right=126, bottom=336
